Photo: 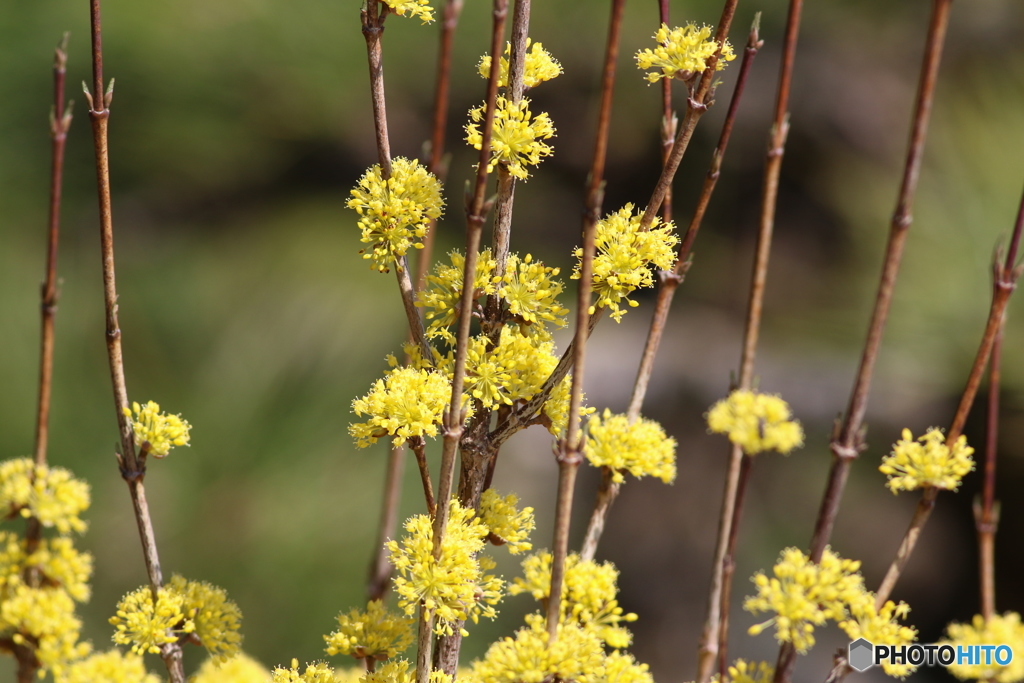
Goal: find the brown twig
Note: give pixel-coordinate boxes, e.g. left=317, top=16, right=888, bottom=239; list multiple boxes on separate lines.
left=34, top=33, right=72, bottom=470
left=426, top=3, right=507, bottom=679
left=974, top=325, right=1002, bottom=621
left=874, top=184, right=1023, bottom=609
left=416, top=0, right=465, bottom=292
left=367, top=443, right=406, bottom=602
left=657, top=0, right=675, bottom=224
left=579, top=467, right=619, bottom=562
left=769, top=3, right=953, bottom=682
left=410, top=437, right=437, bottom=516
left=627, top=13, right=761, bottom=422
left=86, top=1, right=184, bottom=681
left=362, top=0, right=392, bottom=179
left=717, top=454, right=754, bottom=679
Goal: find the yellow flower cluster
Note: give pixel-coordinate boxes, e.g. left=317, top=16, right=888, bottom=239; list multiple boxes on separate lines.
left=110, top=575, right=242, bottom=661
left=478, top=40, right=563, bottom=89
left=455, top=328, right=556, bottom=410
left=635, top=23, right=736, bottom=83
left=418, top=249, right=498, bottom=341
left=704, top=659, right=775, bottom=683
left=348, top=157, right=444, bottom=273
left=194, top=653, right=272, bottom=683
left=744, top=547, right=867, bottom=653
left=0, top=457, right=90, bottom=534
left=170, top=574, right=243, bottom=662
left=272, top=659, right=341, bottom=683
left=706, top=390, right=804, bottom=456
left=387, top=499, right=503, bottom=636
left=124, top=400, right=191, bottom=457
left=470, top=612, right=606, bottom=683
left=511, top=551, right=637, bottom=649
left=541, top=374, right=595, bottom=437
left=479, top=489, right=535, bottom=554
left=943, top=613, right=1024, bottom=683
left=383, top=0, right=434, bottom=23
left=879, top=428, right=975, bottom=493
left=839, top=597, right=917, bottom=678
left=59, top=649, right=161, bottom=683
left=584, top=409, right=677, bottom=484
left=498, top=254, right=568, bottom=334
left=0, top=583, right=90, bottom=676
left=573, top=204, right=678, bottom=322
left=324, top=599, right=413, bottom=660
left=466, top=97, right=555, bottom=180
left=0, top=532, right=93, bottom=603
left=350, top=367, right=454, bottom=448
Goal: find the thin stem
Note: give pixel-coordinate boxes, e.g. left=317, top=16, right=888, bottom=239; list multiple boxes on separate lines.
left=546, top=0, right=626, bottom=639
left=367, top=443, right=405, bottom=602
left=874, top=487, right=939, bottom=607
left=717, top=455, right=754, bottom=678
left=416, top=605, right=435, bottom=683
left=362, top=0, right=392, bottom=178
left=488, top=0, right=530, bottom=286
left=416, top=0, right=465, bottom=292
left=975, top=328, right=1002, bottom=621
left=658, top=0, right=674, bottom=224
left=805, top=0, right=953, bottom=567
left=396, top=258, right=432, bottom=360
left=579, top=467, right=619, bottom=562
left=86, top=3, right=184, bottom=680
left=776, top=4, right=953, bottom=680
left=34, top=33, right=72, bottom=469
left=411, top=437, right=437, bottom=516
left=627, top=16, right=761, bottom=421
left=424, top=3, right=507, bottom=680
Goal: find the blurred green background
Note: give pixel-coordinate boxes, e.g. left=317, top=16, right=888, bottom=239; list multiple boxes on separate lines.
left=2, top=0, right=1023, bottom=681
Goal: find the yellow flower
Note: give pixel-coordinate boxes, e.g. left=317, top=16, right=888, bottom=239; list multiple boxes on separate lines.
left=585, top=409, right=677, bottom=484
left=942, top=613, right=1024, bottom=683
left=744, top=547, right=865, bottom=654
left=635, top=23, right=735, bottom=83
left=417, top=249, right=498, bottom=343
left=0, top=457, right=90, bottom=534
left=470, top=613, right=605, bottom=683
left=602, top=651, right=654, bottom=683
left=478, top=40, right=563, bottom=89
left=0, top=584, right=91, bottom=677
left=479, top=490, right=535, bottom=554
left=324, top=599, right=413, bottom=660
left=193, top=653, right=272, bottom=683
left=706, top=390, right=804, bottom=456
left=110, top=584, right=193, bottom=655
left=363, top=659, right=414, bottom=683
left=383, top=0, right=434, bottom=23
left=387, top=499, right=502, bottom=636
left=510, top=551, right=636, bottom=649
left=879, top=428, right=975, bottom=493
left=350, top=367, right=455, bottom=448
left=123, top=400, right=191, bottom=458
left=348, top=157, right=444, bottom=273
left=572, top=204, right=678, bottom=322
left=498, top=253, right=568, bottom=333
left=59, top=649, right=161, bottom=683
left=272, top=659, right=340, bottom=683
left=466, top=97, right=555, bottom=180
left=169, top=574, right=243, bottom=662
left=26, top=536, right=95, bottom=602
left=727, top=659, right=775, bottom=683
left=839, top=595, right=918, bottom=678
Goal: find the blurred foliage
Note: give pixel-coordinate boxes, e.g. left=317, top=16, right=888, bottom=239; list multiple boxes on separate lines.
left=2, top=0, right=1024, bottom=681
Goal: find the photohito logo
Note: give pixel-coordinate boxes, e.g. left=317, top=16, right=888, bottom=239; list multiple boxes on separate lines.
left=848, top=638, right=1015, bottom=672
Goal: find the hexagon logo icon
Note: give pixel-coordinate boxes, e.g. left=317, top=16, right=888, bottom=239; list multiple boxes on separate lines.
left=849, top=638, right=874, bottom=672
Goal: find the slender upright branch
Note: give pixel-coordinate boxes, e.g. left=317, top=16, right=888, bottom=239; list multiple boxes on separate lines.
left=416, top=0, right=466, bottom=291
left=367, top=443, right=406, bottom=602
left=657, top=0, right=675, bottom=224
left=424, top=3, right=507, bottom=680
left=362, top=0, right=392, bottom=178
left=34, top=34, right=72, bottom=469
left=627, top=14, right=761, bottom=421
left=86, top=2, right=183, bottom=680
left=489, top=0, right=531, bottom=285
left=975, top=327, right=1002, bottom=621
left=874, top=185, right=1023, bottom=608
left=411, top=437, right=437, bottom=516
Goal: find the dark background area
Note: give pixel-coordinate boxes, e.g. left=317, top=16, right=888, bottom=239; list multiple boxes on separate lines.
left=1, top=0, right=1023, bottom=681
